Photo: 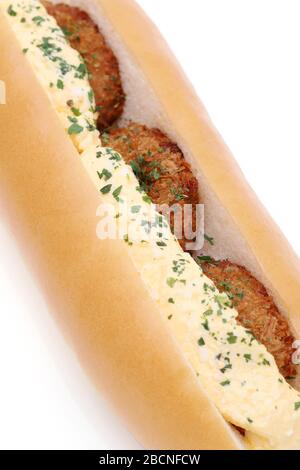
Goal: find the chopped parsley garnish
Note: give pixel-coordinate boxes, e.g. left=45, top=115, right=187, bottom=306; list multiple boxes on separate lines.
left=220, top=363, right=232, bottom=374
left=129, top=160, right=141, bottom=177
left=75, top=62, right=87, bottom=79
left=68, top=123, right=83, bottom=135
left=62, top=27, right=73, bottom=37
left=7, top=5, right=17, bottom=16
left=88, top=89, right=94, bottom=104
left=202, top=319, right=209, bottom=331
left=203, top=308, right=213, bottom=316
left=167, top=277, right=176, bottom=288
left=197, top=255, right=215, bottom=263
left=220, top=380, right=231, bottom=387
left=32, top=16, right=45, bottom=26
left=85, top=119, right=96, bottom=132
left=56, top=79, right=64, bottom=90
left=100, top=184, right=112, bottom=195
left=59, top=59, right=71, bottom=76
left=71, top=107, right=81, bottom=117
left=112, top=185, right=122, bottom=201
left=227, top=332, right=238, bottom=344
left=97, top=169, right=112, bottom=181
left=219, top=281, right=232, bottom=291
left=236, top=291, right=245, bottom=300
left=123, top=234, right=132, bottom=246
left=101, top=132, right=110, bottom=145
left=244, top=354, right=252, bottom=363
left=215, top=294, right=231, bottom=309
left=295, top=402, right=300, bottom=411
left=262, top=358, right=271, bottom=366
left=171, top=186, right=187, bottom=201
left=68, top=116, right=77, bottom=124
left=168, top=298, right=175, bottom=304
left=149, top=168, right=161, bottom=180
left=204, top=234, right=215, bottom=246
left=131, top=205, right=141, bottom=214
left=38, top=37, right=60, bottom=57
left=198, top=337, right=205, bottom=346
left=108, top=151, right=121, bottom=162
left=142, top=194, right=152, bottom=204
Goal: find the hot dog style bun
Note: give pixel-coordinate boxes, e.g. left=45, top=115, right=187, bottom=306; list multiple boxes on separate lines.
left=1, top=0, right=300, bottom=450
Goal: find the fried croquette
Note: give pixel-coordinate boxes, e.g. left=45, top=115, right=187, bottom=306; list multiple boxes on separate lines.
left=43, top=1, right=125, bottom=129
left=103, top=123, right=200, bottom=251
left=200, top=259, right=297, bottom=379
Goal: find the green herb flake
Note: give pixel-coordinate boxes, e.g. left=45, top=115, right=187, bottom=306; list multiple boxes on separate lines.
left=101, top=132, right=110, bottom=145
left=62, top=27, right=73, bottom=37
left=100, top=184, right=112, bottom=195
left=123, top=234, right=132, bottom=246
left=56, top=79, right=64, bottom=90
left=220, top=364, right=232, bottom=374
left=131, top=205, right=141, bottom=214
left=68, top=123, right=83, bottom=135
left=220, top=380, right=231, bottom=387
left=202, top=318, right=209, bottom=331
left=203, top=308, right=213, bottom=316
left=262, top=358, right=271, bottom=366
left=7, top=5, right=17, bottom=16
left=142, top=194, right=152, bottom=204
left=197, top=255, right=215, bottom=263
left=71, top=107, right=81, bottom=117
left=32, top=16, right=45, bottom=26
left=167, top=277, right=176, bottom=288
left=76, top=62, right=87, bottom=79
left=97, top=169, right=112, bottom=181
left=198, top=337, right=205, bottom=347
left=204, top=234, right=215, bottom=246
left=227, top=332, right=238, bottom=344
left=88, top=89, right=94, bottom=104
left=112, top=185, right=122, bottom=201
left=244, top=354, right=252, bottom=363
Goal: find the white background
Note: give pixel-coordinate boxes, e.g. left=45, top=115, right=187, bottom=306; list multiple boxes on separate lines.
left=1, top=0, right=300, bottom=450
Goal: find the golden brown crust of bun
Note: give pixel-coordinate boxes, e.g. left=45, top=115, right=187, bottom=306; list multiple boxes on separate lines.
left=1, top=0, right=300, bottom=449
left=0, top=8, right=242, bottom=449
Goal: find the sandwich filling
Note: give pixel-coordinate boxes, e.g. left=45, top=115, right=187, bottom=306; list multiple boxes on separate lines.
left=3, top=0, right=300, bottom=449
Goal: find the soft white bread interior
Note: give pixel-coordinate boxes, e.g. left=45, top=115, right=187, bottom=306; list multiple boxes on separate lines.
left=1, top=0, right=300, bottom=449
